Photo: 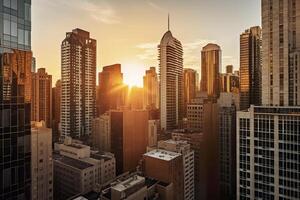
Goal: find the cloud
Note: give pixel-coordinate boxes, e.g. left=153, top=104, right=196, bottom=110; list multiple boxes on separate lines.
left=136, top=42, right=158, bottom=60
left=147, top=1, right=165, bottom=11
left=38, top=0, right=120, bottom=24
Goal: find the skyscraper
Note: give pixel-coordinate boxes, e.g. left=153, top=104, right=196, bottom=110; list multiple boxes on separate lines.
left=143, top=67, right=159, bottom=109
left=237, top=1, right=300, bottom=199
left=200, top=43, right=221, bottom=98
left=52, top=79, right=61, bottom=141
left=159, top=23, right=183, bottom=131
left=262, top=0, right=300, bottom=106
left=218, top=93, right=239, bottom=200
left=183, top=68, right=197, bottom=117
left=98, top=64, right=126, bottom=115
left=110, top=110, right=149, bottom=175
left=61, top=29, right=96, bottom=138
left=31, top=68, right=52, bottom=128
left=240, top=26, right=262, bottom=110
left=0, top=1, right=32, bottom=199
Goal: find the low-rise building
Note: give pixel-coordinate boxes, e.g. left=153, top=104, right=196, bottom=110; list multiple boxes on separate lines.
left=53, top=137, right=116, bottom=200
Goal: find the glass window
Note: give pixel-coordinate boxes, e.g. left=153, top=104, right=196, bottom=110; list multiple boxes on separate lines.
left=18, top=29, right=24, bottom=44
left=3, top=0, right=10, bottom=8
left=11, top=22, right=17, bottom=37
left=3, top=168, right=11, bottom=189
left=25, top=30, right=29, bottom=46
left=4, top=19, right=11, bottom=35
left=11, top=0, right=17, bottom=10
left=25, top=3, right=31, bottom=21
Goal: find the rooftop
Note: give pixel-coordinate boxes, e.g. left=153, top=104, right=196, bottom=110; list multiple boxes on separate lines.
left=144, top=149, right=181, bottom=161
left=53, top=153, right=93, bottom=170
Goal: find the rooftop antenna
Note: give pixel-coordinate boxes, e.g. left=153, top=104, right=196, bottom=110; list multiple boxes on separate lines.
left=168, top=13, right=170, bottom=31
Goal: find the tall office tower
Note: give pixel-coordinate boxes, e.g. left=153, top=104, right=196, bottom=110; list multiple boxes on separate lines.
left=0, top=1, right=32, bottom=199
left=237, top=106, right=300, bottom=199
left=31, top=68, right=52, bottom=128
left=128, top=86, right=144, bottom=110
left=200, top=43, right=222, bottom=98
left=31, top=121, right=53, bottom=200
left=158, top=140, right=195, bottom=200
left=53, top=137, right=116, bottom=199
left=143, top=149, right=184, bottom=200
left=91, top=112, right=111, bottom=152
left=143, top=67, right=159, bottom=109
left=240, top=26, right=262, bottom=110
left=202, top=100, right=220, bottom=200
left=262, top=0, right=300, bottom=106
left=159, top=26, right=184, bottom=131
left=52, top=79, right=61, bottom=141
left=218, top=93, right=239, bottom=200
left=172, top=130, right=203, bottom=200
left=226, top=65, right=233, bottom=74
left=183, top=68, right=197, bottom=117
left=98, top=64, right=125, bottom=115
left=61, top=29, right=96, bottom=138
left=110, top=110, right=149, bottom=175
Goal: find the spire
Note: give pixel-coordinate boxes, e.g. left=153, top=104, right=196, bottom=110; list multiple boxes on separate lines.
left=168, top=13, right=170, bottom=31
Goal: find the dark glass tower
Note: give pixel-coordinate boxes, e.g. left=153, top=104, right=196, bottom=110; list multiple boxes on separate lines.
left=0, top=0, right=32, bottom=199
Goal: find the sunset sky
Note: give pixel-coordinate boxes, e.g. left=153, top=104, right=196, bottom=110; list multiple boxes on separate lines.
left=32, top=0, right=260, bottom=87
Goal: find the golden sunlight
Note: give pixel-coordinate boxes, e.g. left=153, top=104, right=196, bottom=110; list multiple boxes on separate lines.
left=122, top=63, right=145, bottom=88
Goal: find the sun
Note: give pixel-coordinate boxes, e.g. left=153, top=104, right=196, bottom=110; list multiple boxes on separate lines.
left=122, top=63, right=145, bottom=88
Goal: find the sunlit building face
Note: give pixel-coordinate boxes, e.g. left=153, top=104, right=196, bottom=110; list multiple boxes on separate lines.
left=200, top=43, right=221, bottom=99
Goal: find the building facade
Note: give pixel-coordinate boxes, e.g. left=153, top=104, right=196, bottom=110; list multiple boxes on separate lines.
left=218, top=93, right=239, bottom=200
left=240, top=26, right=262, bottom=110
left=172, top=130, right=203, bottom=200
left=158, top=140, right=194, bottom=200
left=262, top=0, right=300, bottom=106
left=0, top=1, right=32, bottom=199
left=53, top=137, right=116, bottom=200
left=237, top=106, right=300, bottom=199
left=183, top=68, right=197, bottom=117
left=159, top=29, right=183, bottom=131
left=31, top=121, right=53, bottom=200
left=61, top=29, right=96, bottom=138
left=143, top=149, right=184, bottom=200
left=52, top=79, right=61, bottom=141
left=31, top=68, right=52, bottom=127
left=143, top=67, right=159, bottom=110
left=200, top=43, right=222, bottom=98
left=98, top=64, right=126, bottom=115
left=110, top=110, right=149, bottom=175
left=91, top=112, right=111, bottom=152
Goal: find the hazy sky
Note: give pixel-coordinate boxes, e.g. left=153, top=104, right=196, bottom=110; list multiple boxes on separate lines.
left=32, top=0, right=261, bottom=86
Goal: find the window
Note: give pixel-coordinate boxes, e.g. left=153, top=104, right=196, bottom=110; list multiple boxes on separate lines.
left=11, top=0, right=17, bottom=10
left=4, top=19, right=10, bottom=35
left=3, top=0, right=10, bottom=8
left=18, top=29, right=24, bottom=44
left=11, top=21, right=17, bottom=37
left=25, top=3, right=31, bottom=21
left=25, top=30, right=30, bottom=46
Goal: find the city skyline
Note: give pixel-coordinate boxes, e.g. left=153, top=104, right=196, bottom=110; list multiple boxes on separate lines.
left=32, top=0, right=260, bottom=87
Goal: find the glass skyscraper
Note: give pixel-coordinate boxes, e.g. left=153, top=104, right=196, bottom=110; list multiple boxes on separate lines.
left=0, top=0, right=32, bottom=199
